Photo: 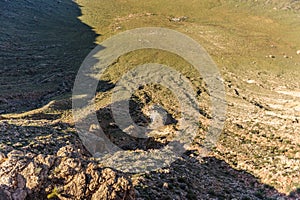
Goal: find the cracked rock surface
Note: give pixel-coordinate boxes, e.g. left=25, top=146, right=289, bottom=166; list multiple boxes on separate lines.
left=0, top=145, right=134, bottom=200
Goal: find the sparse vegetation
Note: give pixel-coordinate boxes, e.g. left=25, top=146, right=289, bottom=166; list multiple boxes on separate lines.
left=0, top=0, right=299, bottom=199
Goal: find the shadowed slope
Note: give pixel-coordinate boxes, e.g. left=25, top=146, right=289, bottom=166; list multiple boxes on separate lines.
left=0, top=0, right=98, bottom=113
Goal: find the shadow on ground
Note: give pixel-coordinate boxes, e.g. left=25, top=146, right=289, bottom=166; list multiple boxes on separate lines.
left=0, top=120, right=89, bottom=156
left=0, top=0, right=98, bottom=113
left=134, top=152, right=300, bottom=200
left=1, top=111, right=299, bottom=199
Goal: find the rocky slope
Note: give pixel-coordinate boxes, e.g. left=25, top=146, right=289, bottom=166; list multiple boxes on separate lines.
left=0, top=0, right=300, bottom=199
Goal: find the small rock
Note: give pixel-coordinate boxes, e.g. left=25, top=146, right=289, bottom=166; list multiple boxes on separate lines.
left=145, top=13, right=154, bottom=16
left=267, top=55, right=275, bottom=58
left=13, top=142, right=23, bottom=147
left=297, top=50, right=300, bottom=55
left=169, top=16, right=188, bottom=22
left=56, top=145, right=76, bottom=157
left=7, top=150, right=24, bottom=158
left=163, top=182, right=169, bottom=189
left=246, top=80, right=255, bottom=84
